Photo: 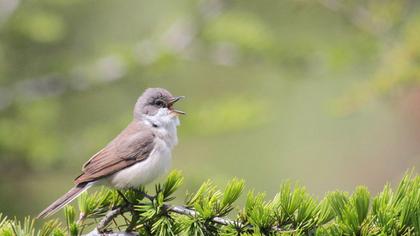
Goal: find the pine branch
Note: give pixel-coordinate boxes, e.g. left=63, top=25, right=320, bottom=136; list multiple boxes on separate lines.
left=1, top=170, right=418, bottom=235
left=79, top=170, right=420, bottom=235
left=87, top=203, right=296, bottom=236
left=96, top=205, right=131, bottom=232
left=166, top=205, right=297, bottom=233
left=166, top=205, right=237, bottom=226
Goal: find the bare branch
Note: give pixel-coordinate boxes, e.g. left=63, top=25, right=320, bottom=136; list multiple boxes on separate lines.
left=166, top=205, right=240, bottom=226
left=84, top=229, right=138, bottom=236
left=84, top=202, right=296, bottom=235
left=96, top=205, right=130, bottom=232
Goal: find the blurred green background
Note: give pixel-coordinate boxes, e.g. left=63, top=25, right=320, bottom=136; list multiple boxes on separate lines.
left=0, top=0, right=419, bottom=219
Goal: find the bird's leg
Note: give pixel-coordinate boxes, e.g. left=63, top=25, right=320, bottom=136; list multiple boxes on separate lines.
left=132, top=188, right=154, bottom=201
left=117, top=190, right=132, bottom=205
left=116, top=190, right=138, bottom=232
left=120, top=189, right=142, bottom=232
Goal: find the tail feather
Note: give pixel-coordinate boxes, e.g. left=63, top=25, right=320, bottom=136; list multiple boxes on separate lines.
left=37, top=182, right=93, bottom=219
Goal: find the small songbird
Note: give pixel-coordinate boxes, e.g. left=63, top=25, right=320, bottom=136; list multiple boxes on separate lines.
left=38, top=88, right=185, bottom=218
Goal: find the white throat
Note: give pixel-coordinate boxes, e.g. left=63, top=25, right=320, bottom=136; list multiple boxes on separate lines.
left=143, top=108, right=180, bottom=148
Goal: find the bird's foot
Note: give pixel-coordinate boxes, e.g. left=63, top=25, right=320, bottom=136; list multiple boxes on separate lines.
left=132, top=188, right=154, bottom=201
left=117, top=190, right=133, bottom=205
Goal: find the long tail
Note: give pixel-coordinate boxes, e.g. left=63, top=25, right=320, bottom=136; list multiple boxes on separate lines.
left=37, top=182, right=93, bottom=219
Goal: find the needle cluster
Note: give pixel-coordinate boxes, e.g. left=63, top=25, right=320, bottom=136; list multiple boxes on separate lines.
left=0, top=171, right=419, bottom=236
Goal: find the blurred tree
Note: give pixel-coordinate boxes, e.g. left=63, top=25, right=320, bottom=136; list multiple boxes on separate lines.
left=0, top=0, right=419, bottom=218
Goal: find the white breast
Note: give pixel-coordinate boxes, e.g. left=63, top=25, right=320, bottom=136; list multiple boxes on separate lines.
left=108, top=138, right=172, bottom=189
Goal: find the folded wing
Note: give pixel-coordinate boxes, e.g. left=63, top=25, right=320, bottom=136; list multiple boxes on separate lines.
left=74, top=122, right=155, bottom=184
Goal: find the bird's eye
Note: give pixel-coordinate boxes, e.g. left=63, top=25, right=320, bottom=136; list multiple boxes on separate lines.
left=154, top=99, right=166, bottom=107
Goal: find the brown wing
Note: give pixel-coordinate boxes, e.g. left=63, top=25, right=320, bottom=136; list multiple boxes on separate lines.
left=74, top=122, right=155, bottom=184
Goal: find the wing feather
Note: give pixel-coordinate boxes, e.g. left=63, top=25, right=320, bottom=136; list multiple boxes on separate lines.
left=74, top=122, right=155, bottom=184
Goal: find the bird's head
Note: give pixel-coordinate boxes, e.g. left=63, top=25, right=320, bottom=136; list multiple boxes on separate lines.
left=134, top=88, right=185, bottom=123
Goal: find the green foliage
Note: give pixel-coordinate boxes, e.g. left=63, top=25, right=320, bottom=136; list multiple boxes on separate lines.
left=319, top=172, right=420, bottom=236
left=77, top=188, right=120, bottom=220
left=182, top=178, right=245, bottom=235
left=0, top=170, right=419, bottom=235
left=372, top=172, right=420, bottom=235
left=244, top=191, right=276, bottom=234
left=64, top=206, right=78, bottom=236
left=327, top=187, right=371, bottom=235
left=159, top=170, right=184, bottom=201
left=0, top=213, right=65, bottom=236
left=186, top=178, right=244, bottom=219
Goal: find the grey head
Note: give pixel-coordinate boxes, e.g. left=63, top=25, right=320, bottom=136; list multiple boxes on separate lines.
left=134, top=88, right=185, bottom=120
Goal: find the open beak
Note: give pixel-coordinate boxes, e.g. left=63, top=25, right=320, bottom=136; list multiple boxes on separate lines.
left=168, top=96, right=186, bottom=115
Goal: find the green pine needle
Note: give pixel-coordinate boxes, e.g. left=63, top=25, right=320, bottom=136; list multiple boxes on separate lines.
left=1, top=170, right=418, bottom=235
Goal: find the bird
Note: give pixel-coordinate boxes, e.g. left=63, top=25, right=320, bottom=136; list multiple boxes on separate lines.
left=37, top=88, right=185, bottom=219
